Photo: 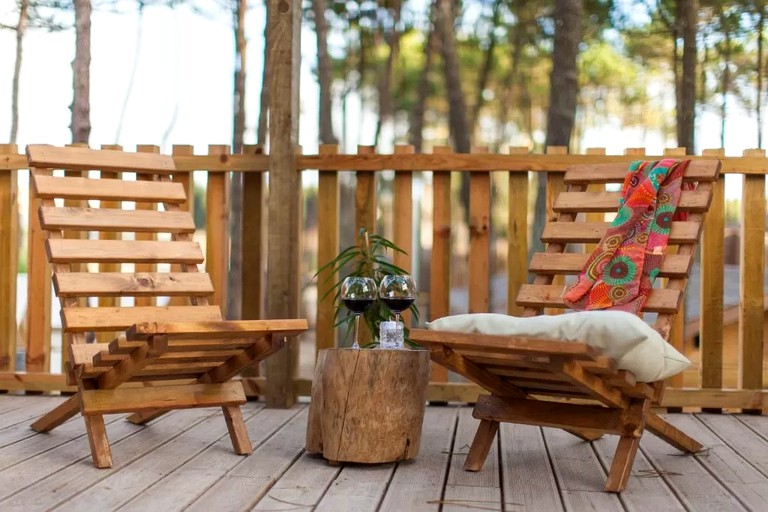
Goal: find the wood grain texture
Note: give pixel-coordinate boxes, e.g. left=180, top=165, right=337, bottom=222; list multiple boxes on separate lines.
left=39, top=206, right=195, bottom=233
left=508, top=147, right=529, bottom=316
left=306, top=348, right=431, bottom=463
left=393, top=145, right=414, bottom=273
left=0, top=145, right=18, bottom=372
left=46, top=239, right=204, bottom=264
left=54, top=272, right=214, bottom=297
left=134, top=145, right=162, bottom=308
left=26, top=170, right=52, bottom=373
left=32, top=174, right=186, bottom=203
left=430, top=146, right=452, bottom=383
left=205, top=145, right=230, bottom=316
left=316, top=145, right=340, bottom=352
left=26, top=144, right=175, bottom=173
left=469, top=147, right=491, bottom=313
left=740, top=150, right=765, bottom=395
left=265, top=0, right=302, bottom=408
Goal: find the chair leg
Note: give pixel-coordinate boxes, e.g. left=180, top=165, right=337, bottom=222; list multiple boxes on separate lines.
left=605, top=435, right=641, bottom=493
left=31, top=395, right=80, bottom=433
left=83, top=414, right=112, bottom=468
left=463, top=419, right=499, bottom=471
left=125, top=409, right=168, bottom=425
left=645, top=412, right=703, bottom=453
left=222, top=405, right=252, bottom=455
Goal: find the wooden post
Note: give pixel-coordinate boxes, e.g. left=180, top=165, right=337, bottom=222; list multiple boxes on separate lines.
left=544, top=146, right=567, bottom=316
left=0, top=145, right=19, bottom=373
left=699, top=149, right=725, bottom=412
left=169, top=145, right=195, bottom=307
left=316, top=145, right=340, bottom=352
left=241, top=144, right=265, bottom=382
left=206, top=145, right=230, bottom=316
left=507, top=147, right=528, bottom=317
left=135, top=145, right=160, bottom=308
left=393, top=145, right=414, bottom=273
left=96, top=144, right=122, bottom=344
left=355, top=145, right=377, bottom=236
left=468, top=147, right=490, bottom=313
left=266, top=0, right=301, bottom=408
left=430, top=146, right=452, bottom=383
left=740, top=149, right=765, bottom=414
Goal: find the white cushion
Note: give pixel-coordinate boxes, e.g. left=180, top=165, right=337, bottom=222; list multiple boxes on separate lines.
left=426, top=311, right=690, bottom=382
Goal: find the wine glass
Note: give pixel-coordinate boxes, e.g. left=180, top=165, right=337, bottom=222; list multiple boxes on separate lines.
left=379, top=274, right=417, bottom=346
left=341, top=276, right=377, bottom=349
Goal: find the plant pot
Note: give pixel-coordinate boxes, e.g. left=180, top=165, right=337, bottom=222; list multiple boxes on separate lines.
left=305, top=348, right=431, bottom=464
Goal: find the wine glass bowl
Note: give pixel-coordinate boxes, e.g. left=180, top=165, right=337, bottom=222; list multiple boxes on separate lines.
left=341, top=276, right=376, bottom=349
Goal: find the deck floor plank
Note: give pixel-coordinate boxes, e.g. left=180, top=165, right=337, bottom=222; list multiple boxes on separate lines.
left=441, top=407, right=503, bottom=512
left=543, top=428, right=624, bottom=511
left=2, top=398, right=768, bottom=511
left=661, top=414, right=768, bottom=511
left=0, top=408, right=215, bottom=511
left=377, top=406, right=459, bottom=512
left=499, top=423, right=564, bottom=512
left=592, top=434, right=685, bottom=511
left=639, top=414, right=748, bottom=511
left=53, top=403, right=271, bottom=512
left=184, top=406, right=309, bottom=512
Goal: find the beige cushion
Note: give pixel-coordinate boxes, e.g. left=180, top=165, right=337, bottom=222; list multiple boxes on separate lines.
left=426, top=311, right=690, bottom=382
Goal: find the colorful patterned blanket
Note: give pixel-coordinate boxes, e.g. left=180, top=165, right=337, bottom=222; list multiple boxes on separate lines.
left=562, top=159, right=691, bottom=315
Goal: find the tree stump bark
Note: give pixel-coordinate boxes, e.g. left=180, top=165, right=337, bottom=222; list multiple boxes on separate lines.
left=306, top=348, right=431, bottom=463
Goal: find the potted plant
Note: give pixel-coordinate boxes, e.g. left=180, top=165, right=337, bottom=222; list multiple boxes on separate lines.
left=306, top=229, right=431, bottom=464
left=317, top=228, right=420, bottom=347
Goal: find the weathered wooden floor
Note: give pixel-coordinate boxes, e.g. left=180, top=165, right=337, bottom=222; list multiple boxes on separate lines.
left=2, top=396, right=768, bottom=511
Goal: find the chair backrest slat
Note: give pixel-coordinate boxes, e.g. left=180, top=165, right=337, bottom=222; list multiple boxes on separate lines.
left=554, top=189, right=710, bottom=213
left=27, top=145, right=175, bottom=174
left=46, top=239, right=205, bottom=264
left=62, top=305, right=223, bottom=332
left=541, top=221, right=702, bottom=245
left=33, top=175, right=187, bottom=203
left=54, top=272, right=214, bottom=298
left=40, top=207, right=196, bottom=233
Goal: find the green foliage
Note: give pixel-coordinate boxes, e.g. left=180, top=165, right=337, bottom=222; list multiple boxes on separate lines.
left=316, top=228, right=420, bottom=348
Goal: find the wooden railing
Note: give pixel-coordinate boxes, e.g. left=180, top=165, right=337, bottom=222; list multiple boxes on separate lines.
left=2, top=142, right=768, bottom=411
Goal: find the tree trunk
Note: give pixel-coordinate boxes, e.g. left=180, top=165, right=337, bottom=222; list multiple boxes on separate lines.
left=435, top=0, right=470, bottom=153
left=115, top=3, right=144, bottom=144
left=257, top=2, right=270, bottom=145
left=676, top=0, right=698, bottom=154
left=229, top=0, right=247, bottom=320
left=719, top=7, right=730, bottom=149
left=409, top=4, right=437, bottom=152
left=313, top=0, right=338, bottom=144
left=71, top=0, right=91, bottom=144
left=10, top=0, right=29, bottom=144
left=374, top=0, right=402, bottom=149
left=531, top=0, right=582, bottom=261
left=471, top=0, right=502, bottom=133
left=497, top=0, right=526, bottom=148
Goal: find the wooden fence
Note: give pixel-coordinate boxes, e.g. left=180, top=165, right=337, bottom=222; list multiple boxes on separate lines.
left=2, top=142, right=768, bottom=411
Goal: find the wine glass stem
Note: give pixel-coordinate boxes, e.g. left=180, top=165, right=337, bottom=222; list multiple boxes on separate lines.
left=353, top=313, right=361, bottom=349
left=394, top=312, right=401, bottom=341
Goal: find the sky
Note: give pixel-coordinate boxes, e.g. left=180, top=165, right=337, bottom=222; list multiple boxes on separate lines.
left=0, top=1, right=757, bottom=198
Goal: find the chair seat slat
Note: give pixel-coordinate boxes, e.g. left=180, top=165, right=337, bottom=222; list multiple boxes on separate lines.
left=40, top=207, right=195, bottom=233
left=54, top=272, right=213, bottom=297
left=47, top=239, right=204, bottom=264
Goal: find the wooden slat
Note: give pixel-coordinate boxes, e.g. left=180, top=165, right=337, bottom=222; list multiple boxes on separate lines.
left=0, top=145, right=18, bottom=372
left=54, top=272, right=214, bottom=297
left=62, top=305, right=223, bottom=331
left=508, top=147, right=529, bottom=316
left=529, top=252, right=693, bottom=278
left=393, top=145, right=414, bottom=273
left=554, top=189, right=710, bottom=213
left=80, top=382, right=245, bottom=415
left=430, top=146, right=452, bottom=384
left=206, top=145, right=230, bottom=315
left=740, top=150, right=766, bottom=396
left=40, top=207, right=195, bottom=233
left=544, top=146, right=567, bottom=317
left=95, top=155, right=122, bottom=344
left=168, top=145, right=196, bottom=308
left=135, top=145, right=162, bottom=308
left=517, top=284, right=681, bottom=313
left=126, top=318, right=308, bottom=340
left=32, top=174, right=186, bottom=203
left=26, top=144, right=176, bottom=173
left=46, top=239, right=204, bottom=264
left=541, top=220, right=701, bottom=244
left=316, top=145, right=339, bottom=352
left=27, top=170, right=52, bottom=373
left=563, top=159, right=721, bottom=184
left=700, top=149, right=726, bottom=394
left=469, top=147, right=491, bottom=313
left=355, top=145, right=377, bottom=237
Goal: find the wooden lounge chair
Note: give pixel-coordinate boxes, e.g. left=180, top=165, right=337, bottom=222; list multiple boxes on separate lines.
left=26, top=144, right=307, bottom=468
left=411, top=158, right=721, bottom=492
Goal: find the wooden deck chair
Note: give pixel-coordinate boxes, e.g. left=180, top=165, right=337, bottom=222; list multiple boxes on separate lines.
left=411, top=159, right=721, bottom=492
left=26, top=145, right=307, bottom=468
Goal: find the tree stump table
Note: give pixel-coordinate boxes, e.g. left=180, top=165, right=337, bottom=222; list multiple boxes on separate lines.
left=306, top=348, right=431, bottom=464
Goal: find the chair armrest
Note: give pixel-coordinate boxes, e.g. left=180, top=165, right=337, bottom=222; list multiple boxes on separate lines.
left=126, top=319, right=308, bottom=341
